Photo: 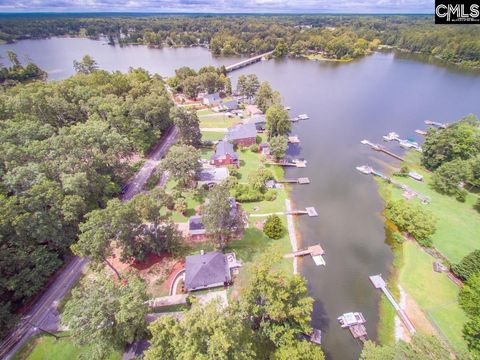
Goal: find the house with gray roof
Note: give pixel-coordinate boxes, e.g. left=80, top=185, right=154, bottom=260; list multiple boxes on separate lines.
left=247, top=114, right=266, bottom=131
left=184, top=251, right=242, bottom=291
left=203, top=92, right=221, bottom=106
left=188, top=215, right=206, bottom=241
left=225, top=123, right=257, bottom=146
left=210, top=140, right=239, bottom=167
left=220, top=99, right=239, bottom=111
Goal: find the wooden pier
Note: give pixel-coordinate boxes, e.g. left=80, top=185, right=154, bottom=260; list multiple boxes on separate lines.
left=369, top=274, right=416, bottom=334
left=360, top=140, right=405, bottom=161
left=277, top=177, right=310, bottom=184
left=268, top=159, right=307, bottom=168
left=284, top=244, right=325, bottom=266
left=225, top=51, right=273, bottom=72
left=349, top=324, right=368, bottom=342
left=285, top=206, right=318, bottom=217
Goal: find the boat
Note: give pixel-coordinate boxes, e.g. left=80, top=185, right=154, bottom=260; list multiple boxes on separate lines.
left=408, top=171, right=423, bottom=181
left=338, top=312, right=366, bottom=328
left=415, top=129, right=427, bottom=136
left=382, top=132, right=399, bottom=141
left=356, top=165, right=373, bottom=175
left=288, top=135, right=300, bottom=144
left=399, top=139, right=419, bottom=149
left=297, top=114, right=309, bottom=120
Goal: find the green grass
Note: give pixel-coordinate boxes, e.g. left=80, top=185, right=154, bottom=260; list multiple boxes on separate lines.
left=237, top=149, right=262, bottom=181
left=392, top=151, right=480, bottom=263
left=13, top=333, right=121, bottom=360
left=198, top=111, right=243, bottom=129
left=201, top=131, right=225, bottom=142
left=399, top=241, right=468, bottom=353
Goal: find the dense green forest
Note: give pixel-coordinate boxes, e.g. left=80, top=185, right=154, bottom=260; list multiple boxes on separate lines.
left=0, top=58, right=174, bottom=337
left=0, top=15, right=479, bottom=66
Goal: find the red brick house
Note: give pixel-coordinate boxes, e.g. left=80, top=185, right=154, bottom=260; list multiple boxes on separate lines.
left=210, top=140, right=239, bottom=167
left=225, top=123, right=257, bottom=147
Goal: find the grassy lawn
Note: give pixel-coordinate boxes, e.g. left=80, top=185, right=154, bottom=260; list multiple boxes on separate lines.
left=392, top=151, right=480, bottom=263
left=13, top=333, right=121, bottom=360
left=201, top=131, right=225, bottom=142
left=198, top=110, right=243, bottom=129
left=399, top=241, right=468, bottom=353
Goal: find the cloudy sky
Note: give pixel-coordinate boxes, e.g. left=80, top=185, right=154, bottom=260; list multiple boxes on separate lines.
left=0, top=0, right=433, bottom=13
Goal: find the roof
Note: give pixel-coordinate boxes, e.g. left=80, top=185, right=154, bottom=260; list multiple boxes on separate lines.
left=185, top=251, right=231, bottom=291
left=221, top=99, right=238, bottom=110
left=188, top=215, right=206, bottom=235
left=247, top=114, right=266, bottom=124
left=245, top=104, right=262, bottom=115
left=198, top=167, right=229, bottom=183
left=211, top=140, right=238, bottom=161
left=226, top=123, right=257, bottom=142
left=203, top=92, right=220, bottom=102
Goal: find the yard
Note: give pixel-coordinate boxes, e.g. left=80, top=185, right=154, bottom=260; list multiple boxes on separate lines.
left=399, top=241, right=468, bottom=353
left=197, top=109, right=243, bottom=129
left=13, top=333, right=121, bottom=360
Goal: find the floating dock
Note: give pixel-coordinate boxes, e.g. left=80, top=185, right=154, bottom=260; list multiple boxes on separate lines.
left=284, top=244, right=326, bottom=266
left=338, top=312, right=368, bottom=343
left=369, top=274, right=416, bottom=334
left=360, top=140, right=405, bottom=161
left=425, top=120, right=449, bottom=129
left=288, top=135, right=300, bottom=144
left=277, top=177, right=310, bottom=184
left=310, top=329, right=322, bottom=344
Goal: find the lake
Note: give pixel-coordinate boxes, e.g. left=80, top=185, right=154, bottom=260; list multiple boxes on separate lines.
left=3, top=38, right=480, bottom=360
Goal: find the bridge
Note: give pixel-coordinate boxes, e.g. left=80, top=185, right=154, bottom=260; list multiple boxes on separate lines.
left=225, top=51, right=274, bottom=72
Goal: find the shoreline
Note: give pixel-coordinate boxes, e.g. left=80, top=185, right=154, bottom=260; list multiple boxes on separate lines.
left=285, top=198, right=299, bottom=274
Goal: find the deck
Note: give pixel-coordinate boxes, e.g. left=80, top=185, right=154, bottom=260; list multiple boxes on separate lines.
left=369, top=274, right=416, bottom=334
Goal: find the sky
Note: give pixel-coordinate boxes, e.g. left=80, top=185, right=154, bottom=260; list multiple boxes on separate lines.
left=0, top=0, right=433, bottom=14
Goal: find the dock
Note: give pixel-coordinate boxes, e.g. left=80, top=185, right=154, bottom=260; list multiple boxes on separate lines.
left=349, top=324, right=368, bottom=342
left=369, top=274, right=416, bottom=334
left=268, top=159, right=307, bottom=168
left=425, top=120, right=449, bottom=129
left=284, top=244, right=326, bottom=266
left=360, top=139, right=405, bottom=161
left=415, top=129, right=427, bottom=136
left=338, top=312, right=368, bottom=343
left=309, top=329, right=322, bottom=344
left=277, top=177, right=310, bottom=184
left=288, top=135, right=300, bottom=144
left=290, top=114, right=309, bottom=122
left=285, top=206, right=318, bottom=217
left=225, top=51, right=273, bottom=72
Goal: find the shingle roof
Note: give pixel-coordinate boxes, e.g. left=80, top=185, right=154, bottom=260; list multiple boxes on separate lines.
left=225, top=123, right=257, bottom=141
left=211, top=140, right=238, bottom=161
left=204, top=92, right=220, bottom=102
left=188, top=215, right=206, bottom=235
left=185, top=252, right=231, bottom=291
left=221, top=99, right=238, bottom=110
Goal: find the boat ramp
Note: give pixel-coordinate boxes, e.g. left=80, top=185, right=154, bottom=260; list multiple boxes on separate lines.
left=360, top=140, right=405, bottom=161
left=284, top=244, right=326, bottom=266
left=369, top=274, right=416, bottom=334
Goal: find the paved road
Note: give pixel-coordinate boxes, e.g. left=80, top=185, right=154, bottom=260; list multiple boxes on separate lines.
left=0, top=126, right=178, bottom=360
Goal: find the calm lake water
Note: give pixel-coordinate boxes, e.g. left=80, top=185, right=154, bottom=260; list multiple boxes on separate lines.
left=3, top=38, right=480, bottom=360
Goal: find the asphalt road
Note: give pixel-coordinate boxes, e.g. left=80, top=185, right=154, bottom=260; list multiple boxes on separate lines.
left=0, top=125, right=178, bottom=359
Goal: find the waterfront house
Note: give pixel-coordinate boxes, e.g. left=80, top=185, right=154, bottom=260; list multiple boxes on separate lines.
left=225, top=123, right=257, bottom=146
left=203, top=92, right=221, bottom=106
left=245, top=104, right=263, bottom=116
left=184, top=251, right=242, bottom=291
left=247, top=114, right=266, bottom=131
left=197, top=166, right=229, bottom=187
left=210, top=140, right=239, bottom=167
left=220, top=99, right=239, bottom=111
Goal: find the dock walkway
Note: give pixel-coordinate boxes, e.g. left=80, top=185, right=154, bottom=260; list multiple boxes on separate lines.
left=369, top=274, right=416, bottom=334
left=361, top=140, right=405, bottom=161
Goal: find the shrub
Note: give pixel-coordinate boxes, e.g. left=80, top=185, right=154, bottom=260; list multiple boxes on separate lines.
left=249, top=144, right=259, bottom=153
left=263, top=215, right=284, bottom=239
left=233, top=184, right=263, bottom=202
left=264, top=189, right=277, bottom=201
left=227, top=165, right=239, bottom=178
left=452, top=250, right=480, bottom=281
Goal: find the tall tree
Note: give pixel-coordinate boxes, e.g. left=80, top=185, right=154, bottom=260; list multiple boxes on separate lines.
left=265, top=104, right=291, bottom=139
left=452, top=250, right=480, bottom=281
left=202, top=183, right=244, bottom=249
left=145, top=300, right=255, bottom=360
left=171, top=107, right=201, bottom=146
left=161, top=145, right=201, bottom=188
left=73, top=55, right=99, bottom=74
left=255, top=81, right=281, bottom=113
left=268, top=135, right=289, bottom=160
left=237, top=74, right=260, bottom=102
left=62, top=273, right=148, bottom=360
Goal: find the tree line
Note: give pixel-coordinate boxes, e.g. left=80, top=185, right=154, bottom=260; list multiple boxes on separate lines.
left=0, top=15, right=479, bottom=66
left=0, top=56, right=175, bottom=338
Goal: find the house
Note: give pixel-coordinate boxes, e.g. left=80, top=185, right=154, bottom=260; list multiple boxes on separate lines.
left=245, top=104, right=263, bottom=116
left=220, top=99, right=238, bottom=111
left=203, top=92, right=221, bottom=106
left=247, top=114, right=266, bottom=131
left=197, top=167, right=229, bottom=187
left=188, top=215, right=206, bottom=242
left=225, top=123, right=257, bottom=146
left=184, top=251, right=242, bottom=291
left=210, top=140, right=239, bottom=167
